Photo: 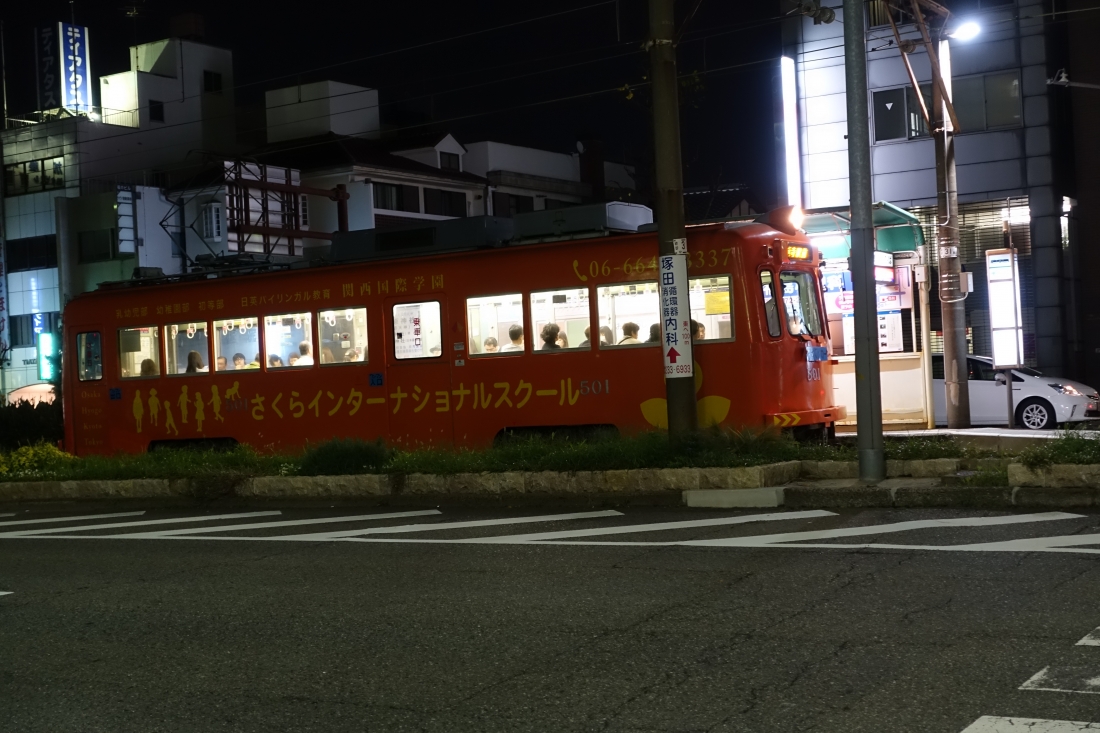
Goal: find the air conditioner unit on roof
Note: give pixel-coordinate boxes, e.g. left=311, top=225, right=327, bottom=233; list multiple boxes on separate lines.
left=511, top=202, right=653, bottom=241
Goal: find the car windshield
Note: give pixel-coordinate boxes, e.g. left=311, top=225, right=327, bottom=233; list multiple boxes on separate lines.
left=1015, top=366, right=1042, bottom=377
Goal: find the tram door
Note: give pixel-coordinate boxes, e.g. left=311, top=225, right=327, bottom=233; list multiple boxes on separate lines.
left=386, top=297, right=455, bottom=447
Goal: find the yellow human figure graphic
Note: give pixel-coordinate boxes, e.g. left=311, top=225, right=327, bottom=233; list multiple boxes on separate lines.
left=194, top=391, right=206, bottom=433
left=163, top=400, right=179, bottom=436
left=178, top=385, right=190, bottom=424
left=225, top=381, right=240, bottom=400
left=210, top=385, right=225, bottom=422
left=148, top=388, right=160, bottom=427
left=133, top=391, right=144, bottom=433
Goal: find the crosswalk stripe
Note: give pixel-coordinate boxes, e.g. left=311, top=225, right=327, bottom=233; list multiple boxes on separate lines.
left=454, top=509, right=836, bottom=544
left=324, top=510, right=623, bottom=541
left=681, top=512, right=1083, bottom=547
left=0, top=513, right=14, bottom=517
left=1020, top=666, right=1100, bottom=695
left=960, top=716, right=1100, bottom=732
left=0, top=591, right=12, bottom=596
left=120, top=510, right=443, bottom=537
left=0, top=511, right=282, bottom=537
left=0, top=511, right=145, bottom=528
left=1078, top=627, right=1100, bottom=647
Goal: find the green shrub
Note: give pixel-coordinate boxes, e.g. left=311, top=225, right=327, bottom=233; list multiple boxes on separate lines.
left=0, top=400, right=63, bottom=451
left=1019, top=433, right=1100, bottom=469
left=298, top=438, right=390, bottom=476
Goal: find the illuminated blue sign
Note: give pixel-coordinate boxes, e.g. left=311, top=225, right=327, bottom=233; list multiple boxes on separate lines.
left=59, top=23, right=92, bottom=114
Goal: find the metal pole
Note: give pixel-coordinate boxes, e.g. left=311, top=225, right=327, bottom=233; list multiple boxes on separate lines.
left=933, top=39, right=971, bottom=428
left=648, top=0, right=697, bottom=436
left=842, top=0, right=885, bottom=481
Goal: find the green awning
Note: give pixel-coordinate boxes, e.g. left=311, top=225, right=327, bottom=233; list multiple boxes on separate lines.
left=802, top=201, right=926, bottom=257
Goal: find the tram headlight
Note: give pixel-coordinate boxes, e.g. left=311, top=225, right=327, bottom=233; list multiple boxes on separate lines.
left=789, top=205, right=805, bottom=231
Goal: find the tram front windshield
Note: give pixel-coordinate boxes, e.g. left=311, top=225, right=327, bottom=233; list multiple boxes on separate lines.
left=780, top=271, right=822, bottom=337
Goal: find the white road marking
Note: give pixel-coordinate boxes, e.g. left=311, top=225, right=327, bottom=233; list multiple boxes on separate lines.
left=0, top=591, right=12, bottom=596
left=1078, top=627, right=1100, bottom=647
left=680, top=512, right=1083, bottom=548
left=453, top=509, right=836, bottom=544
left=0, top=512, right=14, bottom=517
left=0, top=511, right=145, bottom=528
left=1020, top=666, right=1100, bottom=695
left=0, top=511, right=281, bottom=537
left=318, top=510, right=624, bottom=541
left=121, top=510, right=442, bottom=538
left=960, top=716, right=1100, bottom=732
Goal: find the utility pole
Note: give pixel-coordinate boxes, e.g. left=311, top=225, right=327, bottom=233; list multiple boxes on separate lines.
left=842, top=0, right=885, bottom=481
left=648, top=0, right=697, bottom=436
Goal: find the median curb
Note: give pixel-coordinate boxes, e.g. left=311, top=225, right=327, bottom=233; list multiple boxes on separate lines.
left=1, top=460, right=1099, bottom=509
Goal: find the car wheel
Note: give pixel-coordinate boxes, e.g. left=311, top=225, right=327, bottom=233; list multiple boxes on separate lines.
left=1016, top=398, right=1056, bottom=430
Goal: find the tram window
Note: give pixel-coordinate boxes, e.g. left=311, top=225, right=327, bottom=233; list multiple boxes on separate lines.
left=596, top=282, right=660, bottom=348
left=530, top=287, right=590, bottom=351
left=780, top=271, right=823, bottom=337
left=393, top=301, right=443, bottom=360
left=164, top=321, right=210, bottom=375
left=76, top=332, right=102, bottom=381
left=264, top=312, right=316, bottom=368
left=466, top=294, right=523, bottom=356
left=688, top=276, right=734, bottom=342
left=319, top=308, right=368, bottom=364
left=760, top=271, right=782, bottom=338
left=212, top=317, right=260, bottom=371
left=118, top=326, right=161, bottom=379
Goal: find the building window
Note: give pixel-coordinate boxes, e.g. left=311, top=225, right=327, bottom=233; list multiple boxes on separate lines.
left=868, top=0, right=909, bottom=27
left=953, top=72, right=1022, bottom=132
left=203, top=70, right=222, bottom=94
left=424, top=188, right=466, bottom=218
left=149, top=100, right=165, bottom=123
left=10, top=313, right=60, bottom=349
left=873, top=84, right=933, bottom=142
left=440, top=152, right=460, bottom=171
left=373, top=182, right=420, bottom=213
left=6, top=236, right=59, bottom=273
left=300, top=195, right=309, bottom=227
left=202, top=203, right=222, bottom=242
left=78, top=229, right=120, bottom=264
left=3, top=157, right=65, bottom=196
left=492, top=192, right=535, bottom=217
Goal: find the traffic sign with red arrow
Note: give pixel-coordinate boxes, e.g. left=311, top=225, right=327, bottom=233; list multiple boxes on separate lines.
left=666, top=347, right=680, bottom=363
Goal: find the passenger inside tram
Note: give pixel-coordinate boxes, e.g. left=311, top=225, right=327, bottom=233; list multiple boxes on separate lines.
left=502, top=325, right=524, bottom=352
left=541, top=323, right=561, bottom=350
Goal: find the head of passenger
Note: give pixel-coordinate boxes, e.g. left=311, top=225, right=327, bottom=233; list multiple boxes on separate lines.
left=556, top=332, right=569, bottom=349
left=232, top=353, right=246, bottom=370
left=619, top=322, right=640, bottom=344
left=269, top=355, right=284, bottom=368
left=483, top=337, right=498, bottom=353
left=216, top=356, right=228, bottom=372
left=249, top=353, right=262, bottom=368
left=599, top=326, right=614, bottom=345
left=579, top=327, right=591, bottom=348
left=691, top=319, right=705, bottom=341
left=289, top=354, right=300, bottom=366
left=508, top=324, right=524, bottom=347
left=647, top=324, right=661, bottom=343
left=140, top=358, right=157, bottom=377
left=299, top=341, right=312, bottom=357
left=541, top=323, right=561, bottom=350
left=321, top=347, right=335, bottom=364
left=185, top=351, right=205, bottom=373
left=344, top=348, right=361, bottom=362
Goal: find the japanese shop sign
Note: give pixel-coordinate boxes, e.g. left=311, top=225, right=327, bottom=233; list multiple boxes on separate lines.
left=659, top=254, right=693, bottom=378
left=59, top=23, right=92, bottom=114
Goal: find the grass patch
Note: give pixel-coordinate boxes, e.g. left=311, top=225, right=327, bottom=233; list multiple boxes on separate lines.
left=1018, top=432, right=1100, bottom=469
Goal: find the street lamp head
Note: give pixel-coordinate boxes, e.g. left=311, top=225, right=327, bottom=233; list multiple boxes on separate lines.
left=948, top=21, right=981, bottom=41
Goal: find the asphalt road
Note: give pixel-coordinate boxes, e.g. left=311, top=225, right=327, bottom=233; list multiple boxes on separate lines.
left=3, top=504, right=1100, bottom=733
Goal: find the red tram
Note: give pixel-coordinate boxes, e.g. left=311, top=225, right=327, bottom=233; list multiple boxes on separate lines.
left=61, top=208, right=843, bottom=456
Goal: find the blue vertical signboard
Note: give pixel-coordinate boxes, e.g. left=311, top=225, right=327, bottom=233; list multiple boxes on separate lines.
left=60, top=23, right=92, bottom=114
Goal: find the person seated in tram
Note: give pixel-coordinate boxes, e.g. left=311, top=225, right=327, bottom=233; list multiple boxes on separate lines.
left=269, top=355, right=285, bottom=369
left=186, top=351, right=207, bottom=373
left=320, top=347, right=336, bottom=364
left=232, top=353, right=247, bottom=370
left=216, top=356, right=228, bottom=372
left=483, top=337, right=499, bottom=353
left=578, top=327, right=592, bottom=348
left=556, top=331, right=569, bottom=349
left=618, top=322, right=641, bottom=345
left=599, top=325, right=614, bottom=346
left=344, top=348, right=362, bottom=362
left=540, top=323, right=561, bottom=350
left=501, top=325, right=524, bottom=352
left=691, top=319, right=705, bottom=342
left=646, top=324, right=661, bottom=343
left=289, top=354, right=300, bottom=367
left=140, top=358, right=158, bottom=377
left=296, top=341, right=315, bottom=366
left=248, top=353, right=262, bottom=369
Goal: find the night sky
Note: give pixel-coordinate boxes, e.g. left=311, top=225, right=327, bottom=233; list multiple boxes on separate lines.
left=1, top=0, right=784, bottom=205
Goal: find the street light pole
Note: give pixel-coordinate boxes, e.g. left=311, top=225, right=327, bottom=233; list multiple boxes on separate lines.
left=648, top=0, right=697, bottom=437
left=842, top=0, right=885, bottom=481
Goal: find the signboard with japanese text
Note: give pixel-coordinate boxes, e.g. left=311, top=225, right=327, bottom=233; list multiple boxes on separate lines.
left=60, top=23, right=92, bottom=114
left=986, top=248, right=1024, bottom=368
left=659, top=254, right=693, bottom=378
left=35, top=25, right=60, bottom=111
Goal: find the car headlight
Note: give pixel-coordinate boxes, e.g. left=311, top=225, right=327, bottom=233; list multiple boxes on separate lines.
left=1049, top=383, right=1083, bottom=396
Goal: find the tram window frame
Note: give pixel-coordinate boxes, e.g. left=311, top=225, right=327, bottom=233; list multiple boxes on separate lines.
left=212, top=317, right=262, bottom=373
left=164, top=321, right=212, bottom=376
left=76, top=332, right=103, bottom=382
left=118, top=325, right=163, bottom=380
left=759, top=270, right=783, bottom=338
left=466, top=293, right=524, bottom=357
left=529, top=287, right=591, bottom=353
left=264, top=311, right=317, bottom=369
left=687, top=275, right=735, bottom=344
left=318, top=307, right=369, bottom=366
left=392, top=301, right=444, bottom=360
left=779, top=270, right=823, bottom=338
left=596, top=281, right=661, bottom=349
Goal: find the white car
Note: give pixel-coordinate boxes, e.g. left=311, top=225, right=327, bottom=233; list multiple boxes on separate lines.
left=933, top=355, right=1100, bottom=430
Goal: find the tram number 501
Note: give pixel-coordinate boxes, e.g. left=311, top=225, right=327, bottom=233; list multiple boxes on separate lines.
left=578, top=379, right=610, bottom=396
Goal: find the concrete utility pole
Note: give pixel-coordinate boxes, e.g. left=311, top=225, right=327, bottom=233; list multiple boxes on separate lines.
left=647, top=0, right=697, bottom=436
left=842, top=0, right=885, bottom=481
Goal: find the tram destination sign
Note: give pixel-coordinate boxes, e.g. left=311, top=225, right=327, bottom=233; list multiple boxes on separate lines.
left=659, top=254, right=693, bottom=378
